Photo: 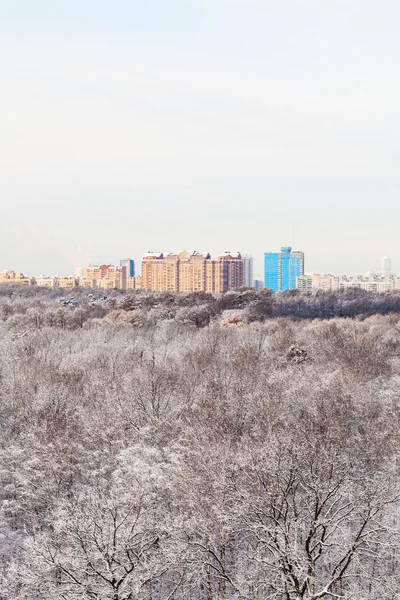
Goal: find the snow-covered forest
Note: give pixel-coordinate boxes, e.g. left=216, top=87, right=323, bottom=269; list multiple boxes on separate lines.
left=1, top=285, right=400, bottom=599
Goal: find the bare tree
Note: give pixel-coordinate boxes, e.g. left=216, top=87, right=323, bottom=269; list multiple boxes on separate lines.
left=234, top=442, right=400, bottom=600
left=22, top=487, right=171, bottom=600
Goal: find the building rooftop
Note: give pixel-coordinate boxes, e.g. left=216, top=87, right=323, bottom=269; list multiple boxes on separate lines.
left=143, top=252, right=163, bottom=259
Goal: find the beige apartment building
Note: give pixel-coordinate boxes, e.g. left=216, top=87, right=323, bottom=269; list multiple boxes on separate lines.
left=142, top=250, right=244, bottom=293
left=0, top=270, right=32, bottom=285
left=31, top=276, right=79, bottom=288
left=126, top=276, right=142, bottom=290
left=34, top=277, right=56, bottom=287
left=84, top=265, right=127, bottom=290
left=78, top=278, right=97, bottom=288
left=58, top=277, right=79, bottom=288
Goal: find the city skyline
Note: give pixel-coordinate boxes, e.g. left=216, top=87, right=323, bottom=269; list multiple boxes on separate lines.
left=2, top=248, right=398, bottom=290
left=4, top=252, right=400, bottom=295
left=2, top=1, right=400, bottom=276
left=2, top=248, right=398, bottom=281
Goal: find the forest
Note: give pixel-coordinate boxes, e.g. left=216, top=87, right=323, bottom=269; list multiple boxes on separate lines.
left=1, top=285, right=400, bottom=599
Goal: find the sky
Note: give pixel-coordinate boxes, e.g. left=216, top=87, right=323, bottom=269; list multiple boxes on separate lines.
left=1, top=0, right=400, bottom=276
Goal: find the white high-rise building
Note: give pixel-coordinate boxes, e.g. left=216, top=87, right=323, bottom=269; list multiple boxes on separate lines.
left=242, top=254, right=254, bottom=287
left=381, top=256, right=392, bottom=277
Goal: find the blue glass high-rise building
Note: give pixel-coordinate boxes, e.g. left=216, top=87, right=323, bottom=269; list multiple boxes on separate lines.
left=264, top=247, right=304, bottom=292
left=120, top=258, right=135, bottom=277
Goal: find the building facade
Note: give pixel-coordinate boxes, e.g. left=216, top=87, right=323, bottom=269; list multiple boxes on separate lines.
left=339, top=276, right=398, bottom=293
left=141, top=250, right=244, bottom=293
left=120, top=258, right=135, bottom=278
left=126, top=276, right=142, bottom=290
left=297, top=274, right=400, bottom=294
left=296, top=273, right=340, bottom=293
left=34, top=277, right=57, bottom=287
left=0, top=271, right=32, bottom=285
left=58, top=277, right=79, bottom=288
left=83, top=264, right=127, bottom=290
left=264, top=247, right=304, bottom=292
left=242, top=254, right=254, bottom=287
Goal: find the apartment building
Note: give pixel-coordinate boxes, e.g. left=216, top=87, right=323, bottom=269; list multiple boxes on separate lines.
left=218, top=251, right=244, bottom=293
left=32, top=277, right=79, bottom=288
left=339, top=276, right=399, bottom=293
left=264, top=247, right=305, bottom=292
left=58, top=277, right=79, bottom=288
left=34, top=277, right=57, bottom=287
left=126, top=276, right=142, bottom=290
left=141, top=250, right=244, bottom=293
left=141, top=253, right=165, bottom=291
left=84, top=264, right=127, bottom=290
left=242, top=254, right=254, bottom=287
left=0, top=270, right=32, bottom=285
left=120, top=258, right=135, bottom=277
left=297, top=273, right=340, bottom=292
left=78, top=278, right=97, bottom=288
left=297, top=274, right=400, bottom=294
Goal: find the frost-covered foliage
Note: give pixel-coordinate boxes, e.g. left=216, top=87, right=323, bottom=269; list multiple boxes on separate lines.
left=3, top=285, right=400, bottom=332
left=1, top=287, right=400, bottom=599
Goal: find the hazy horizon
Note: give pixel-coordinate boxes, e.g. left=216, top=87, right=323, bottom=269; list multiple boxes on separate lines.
left=1, top=0, right=400, bottom=277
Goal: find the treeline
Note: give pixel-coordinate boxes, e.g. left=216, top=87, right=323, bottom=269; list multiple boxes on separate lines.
left=2, top=285, right=400, bottom=332
left=0, top=287, right=400, bottom=598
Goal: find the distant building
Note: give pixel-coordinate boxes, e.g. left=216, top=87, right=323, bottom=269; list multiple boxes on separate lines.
left=218, top=252, right=244, bottom=293
left=0, top=270, right=32, bottom=285
left=142, top=250, right=244, bottom=293
left=83, top=264, right=127, bottom=290
left=297, top=273, right=400, bottom=294
left=120, top=258, right=135, bottom=278
left=58, top=277, right=79, bottom=288
left=97, top=278, right=120, bottom=290
left=381, top=256, right=392, bottom=277
left=242, top=254, right=254, bottom=287
left=339, top=276, right=397, bottom=293
left=78, top=278, right=97, bottom=288
left=34, top=277, right=57, bottom=288
left=126, top=276, right=142, bottom=290
left=297, top=273, right=339, bottom=293
left=264, top=247, right=304, bottom=292
left=254, top=274, right=264, bottom=290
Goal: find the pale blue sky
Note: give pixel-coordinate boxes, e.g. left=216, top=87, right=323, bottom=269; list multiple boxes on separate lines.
left=1, top=0, right=400, bottom=276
